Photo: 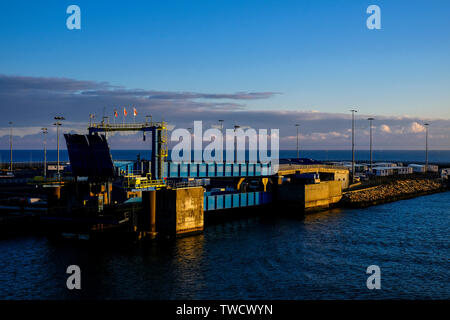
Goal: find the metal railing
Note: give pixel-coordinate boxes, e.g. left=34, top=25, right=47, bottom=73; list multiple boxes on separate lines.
left=278, top=164, right=349, bottom=171
left=122, top=174, right=166, bottom=190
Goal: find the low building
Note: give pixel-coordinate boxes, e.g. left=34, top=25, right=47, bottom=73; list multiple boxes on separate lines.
left=114, top=161, right=134, bottom=176
left=374, top=162, right=397, bottom=168
left=392, top=166, right=413, bottom=175
left=441, top=168, right=450, bottom=180
left=373, top=167, right=394, bottom=176
left=408, top=164, right=425, bottom=173
left=372, top=166, right=412, bottom=176
left=426, top=165, right=439, bottom=173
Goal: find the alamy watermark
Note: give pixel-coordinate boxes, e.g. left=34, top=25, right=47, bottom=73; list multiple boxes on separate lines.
left=66, top=5, right=81, bottom=30
left=170, top=121, right=279, bottom=173
left=366, top=5, right=381, bottom=30
left=66, top=265, right=81, bottom=290
left=366, top=265, right=381, bottom=290
left=65, top=5, right=381, bottom=31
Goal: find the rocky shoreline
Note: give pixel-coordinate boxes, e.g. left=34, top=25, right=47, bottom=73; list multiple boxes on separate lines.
left=340, top=179, right=447, bottom=208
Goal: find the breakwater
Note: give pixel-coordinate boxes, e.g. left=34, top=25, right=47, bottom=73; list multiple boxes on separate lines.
left=340, top=178, right=446, bottom=208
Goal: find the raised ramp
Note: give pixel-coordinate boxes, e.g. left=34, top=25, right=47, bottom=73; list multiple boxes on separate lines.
left=64, top=134, right=115, bottom=179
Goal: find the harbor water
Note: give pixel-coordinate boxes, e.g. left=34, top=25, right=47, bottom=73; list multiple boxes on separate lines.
left=1, top=191, right=449, bottom=300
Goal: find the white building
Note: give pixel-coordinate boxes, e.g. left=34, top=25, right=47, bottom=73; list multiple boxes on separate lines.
left=440, top=168, right=450, bottom=179
left=408, top=164, right=426, bottom=173
left=393, top=166, right=413, bottom=175
left=426, top=165, right=439, bottom=173
left=374, top=162, right=397, bottom=168
left=373, top=166, right=413, bottom=176
left=373, top=167, right=394, bottom=176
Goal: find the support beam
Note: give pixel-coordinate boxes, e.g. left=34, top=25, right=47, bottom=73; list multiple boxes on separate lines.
left=141, top=190, right=157, bottom=238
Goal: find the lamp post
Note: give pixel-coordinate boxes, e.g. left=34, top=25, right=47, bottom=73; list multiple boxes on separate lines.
left=8, top=121, right=13, bottom=172
left=367, top=118, right=374, bottom=172
left=54, top=116, right=65, bottom=180
left=424, top=123, right=429, bottom=173
left=41, top=128, right=48, bottom=178
left=145, top=115, right=153, bottom=125
left=295, top=124, right=300, bottom=159
left=234, top=125, right=241, bottom=163
left=350, top=109, right=358, bottom=182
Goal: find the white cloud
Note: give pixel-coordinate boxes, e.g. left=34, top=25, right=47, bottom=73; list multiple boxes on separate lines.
left=409, top=121, right=426, bottom=133
left=380, top=124, right=391, bottom=133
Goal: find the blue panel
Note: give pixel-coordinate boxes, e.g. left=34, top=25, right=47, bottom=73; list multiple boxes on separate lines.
left=208, top=196, right=215, bottom=211
left=207, top=163, right=216, bottom=177
left=204, top=195, right=207, bottom=210
left=233, top=194, right=240, bottom=208
left=180, top=163, right=189, bottom=178
left=225, top=194, right=232, bottom=208
left=247, top=163, right=255, bottom=177
left=199, top=163, right=207, bottom=177
left=247, top=192, right=254, bottom=206
left=261, top=163, right=267, bottom=176
left=169, top=162, right=179, bottom=178
left=189, top=163, right=198, bottom=177
left=254, top=192, right=260, bottom=205
left=261, top=192, right=272, bottom=204
left=232, top=164, right=240, bottom=176
left=240, top=163, right=247, bottom=176
left=255, top=163, right=262, bottom=176
left=163, top=162, right=168, bottom=179
left=240, top=193, right=247, bottom=206
left=216, top=163, right=224, bottom=177
left=224, top=163, right=232, bottom=177
left=216, top=195, right=224, bottom=210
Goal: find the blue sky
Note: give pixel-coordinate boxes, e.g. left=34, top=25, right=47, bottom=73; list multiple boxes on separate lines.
left=0, top=0, right=449, bottom=149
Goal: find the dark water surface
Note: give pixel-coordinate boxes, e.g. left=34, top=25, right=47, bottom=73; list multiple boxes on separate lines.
left=1, top=192, right=449, bottom=300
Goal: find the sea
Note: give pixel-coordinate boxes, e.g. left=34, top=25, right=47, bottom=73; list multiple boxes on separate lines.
left=0, top=191, right=449, bottom=299
left=0, top=148, right=449, bottom=299
left=1, top=149, right=450, bottom=164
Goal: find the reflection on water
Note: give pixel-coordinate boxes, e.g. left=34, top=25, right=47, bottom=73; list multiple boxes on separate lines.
left=0, top=192, right=449, bottom=300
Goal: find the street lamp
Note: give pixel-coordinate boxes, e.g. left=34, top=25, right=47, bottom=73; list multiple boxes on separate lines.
left=295, top=124, right=300, bottom=159
left=53, top=116, right=65, bottom=180
left=424, top=123, right=429, bottom=173
left=350, top=109, right=358, bottom=182
left=218, top=120, right=224, bottom=133
left=367, top=118, right=374, bottom=172
left=41, top=128, right=48, bottom=178
left=234, top=125, right=241, bottom=163
left=8, top=121, right=13, bottom=172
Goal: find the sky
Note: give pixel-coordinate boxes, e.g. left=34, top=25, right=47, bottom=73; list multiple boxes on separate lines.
left=0, top=0, right=449, bottom=150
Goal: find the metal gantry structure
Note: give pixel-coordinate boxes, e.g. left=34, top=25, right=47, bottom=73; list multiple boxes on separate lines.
left=88, top=119, right=168, bottom=182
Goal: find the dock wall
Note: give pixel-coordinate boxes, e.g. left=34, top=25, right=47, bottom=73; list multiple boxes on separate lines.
left=276, top=180, right=342, bottom=212
left=156, top=187, right=204, bottom=237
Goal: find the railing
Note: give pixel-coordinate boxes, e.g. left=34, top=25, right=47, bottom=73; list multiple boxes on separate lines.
left=278, top=164, right=349, bottom=171
left=89, top=121, right=165, bottom=130
left=122, top=175, right=166, bottom=190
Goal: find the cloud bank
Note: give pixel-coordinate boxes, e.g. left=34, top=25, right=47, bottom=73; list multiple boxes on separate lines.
left=0, top=74, right=449, bottom=150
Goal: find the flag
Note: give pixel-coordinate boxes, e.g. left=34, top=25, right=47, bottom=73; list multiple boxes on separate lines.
left=124, top=107, right=128, bottom=117
left=114, top=109, right=118, bottom=117
left=133, top=107, right=137, bottom=117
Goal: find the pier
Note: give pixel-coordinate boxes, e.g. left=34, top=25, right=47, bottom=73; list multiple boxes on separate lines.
left=1, top=120, right=448, bottom=241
